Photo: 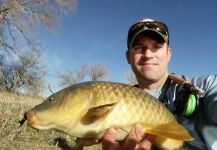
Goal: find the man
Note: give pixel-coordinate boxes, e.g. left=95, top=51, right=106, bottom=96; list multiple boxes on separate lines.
left=82, top=18, right=217, bottom=150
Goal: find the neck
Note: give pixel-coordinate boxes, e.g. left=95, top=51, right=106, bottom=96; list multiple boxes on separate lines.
left=137, top=72, right=169, bottom=91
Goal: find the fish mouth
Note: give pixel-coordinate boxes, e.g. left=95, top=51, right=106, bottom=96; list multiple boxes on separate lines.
left=21, top=111, right=54, bottom=130
left=23, top=111, right=38, bottom=126
left=19, top=111, right=38, bottom=127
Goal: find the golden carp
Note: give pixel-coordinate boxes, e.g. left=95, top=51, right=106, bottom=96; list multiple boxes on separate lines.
left=22, top=81, right=193, bottom=149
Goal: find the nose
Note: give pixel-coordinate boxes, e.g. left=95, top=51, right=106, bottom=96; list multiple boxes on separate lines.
left=26, top=111, right=37, bottom=125
left=141, top=48, right=154, bottom=58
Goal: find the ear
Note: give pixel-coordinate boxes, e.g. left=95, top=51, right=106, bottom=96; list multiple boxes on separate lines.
left=167, top=47, right=172, bottom=62
left=126, top=50, right=130, bottom=64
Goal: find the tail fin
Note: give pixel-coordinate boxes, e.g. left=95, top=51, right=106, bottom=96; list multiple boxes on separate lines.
left=144, top=122, right=193, bottom=141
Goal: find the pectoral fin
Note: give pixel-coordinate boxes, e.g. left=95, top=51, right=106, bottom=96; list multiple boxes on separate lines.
left=81, top=102, right=117, bottom=125
left=143, top=122, right=193, bottom=141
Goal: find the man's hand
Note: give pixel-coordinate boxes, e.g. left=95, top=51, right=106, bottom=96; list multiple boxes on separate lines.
left=80, top=124, right=156, bottom=150
left=102, top=124, right=155, bottom=150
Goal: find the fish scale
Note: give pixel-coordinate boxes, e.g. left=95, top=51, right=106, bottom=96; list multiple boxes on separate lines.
left=91, top=82, right=174, bottom=125
left=23, top=81, right=193, bottom=150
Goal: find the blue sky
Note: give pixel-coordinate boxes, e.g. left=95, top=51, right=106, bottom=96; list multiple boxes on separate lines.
left=40, top=0, right=217, bottom=96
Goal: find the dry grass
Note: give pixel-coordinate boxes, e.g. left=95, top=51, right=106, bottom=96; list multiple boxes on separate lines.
left=0, top=92, right=101, bottom=150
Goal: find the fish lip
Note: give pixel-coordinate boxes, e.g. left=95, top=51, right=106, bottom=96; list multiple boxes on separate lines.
left=25, top=111, right=54, bottom=130
left=26, top=111, right=37, bottom=126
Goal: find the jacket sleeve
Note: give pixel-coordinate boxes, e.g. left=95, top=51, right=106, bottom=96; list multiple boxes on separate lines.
left=190, top=75, right=217, bottom=124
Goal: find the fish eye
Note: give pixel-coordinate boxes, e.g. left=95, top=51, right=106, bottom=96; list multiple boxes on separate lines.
left=48, top=97, right=54, bottom=101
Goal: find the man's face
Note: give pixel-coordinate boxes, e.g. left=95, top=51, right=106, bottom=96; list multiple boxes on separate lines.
left=126, top=35, right=171, bottom=83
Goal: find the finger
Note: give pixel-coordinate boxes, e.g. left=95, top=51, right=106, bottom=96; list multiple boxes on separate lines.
left=123, top=124, right=144, bottom=150
left=144, top=134, right=156, bottom=144
left=135, top=139, right=152, bottom=150
left=135, top=134, right=156, bottom=150
left=102, top=128, right=120, bottom=150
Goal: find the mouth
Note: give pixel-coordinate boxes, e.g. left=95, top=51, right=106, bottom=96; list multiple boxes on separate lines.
left=29, top=111, right=39, bottom=126
left=142, top=63, right=154, bottom=65
left=20, top=111, right=38, bottom=126
left=140, top=63, right=157, bottom=67
left=19, top=111, right=54, bottom=130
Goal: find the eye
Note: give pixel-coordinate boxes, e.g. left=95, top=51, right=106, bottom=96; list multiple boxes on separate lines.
left=132, top=45, right=143, bottom=53
left=48, top=97, right=54, bottom=101
left=154, top=44, right=163, bottom=50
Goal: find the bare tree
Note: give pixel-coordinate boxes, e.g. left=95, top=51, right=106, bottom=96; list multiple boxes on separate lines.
left=57, top=63, right=89, bottom=87
left=75, top=63, right=89, bottom=83
left=57, top=63, right=108, bottom=87
left=0, top=0, right=76, bottom=95
left=0, top=49, right=45, bottom=95
left=57, top=69, right=76, bottom=87
left=125, top=71, right=138, bottom=85
left=0, top=0, right=76, bottom=53
left=89, top=64, right=107, bottom=81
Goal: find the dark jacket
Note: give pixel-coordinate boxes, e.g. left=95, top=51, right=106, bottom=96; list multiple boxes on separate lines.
left=150, top=75, right=217, bottom=150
